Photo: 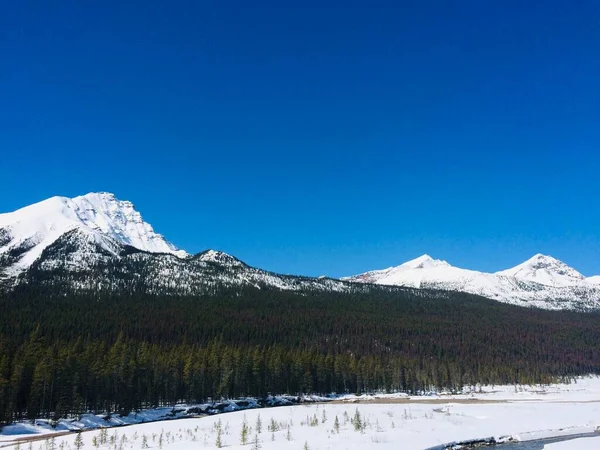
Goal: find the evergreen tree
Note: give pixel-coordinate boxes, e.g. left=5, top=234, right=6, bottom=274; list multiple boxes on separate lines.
left=251, top=434, right=260, bottom=450
left=353, top=409, right=362, bottom=432
left=215, top=419, right=223, bottom=448
left=256, top=414, right=262, bottom=434
left=74, top=433, right=83, bottom=450
left=240, top=416, right=249, bottom=445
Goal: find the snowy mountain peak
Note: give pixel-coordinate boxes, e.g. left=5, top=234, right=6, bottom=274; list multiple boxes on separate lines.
left=345, top=252, right=600, bottom=310
left=497, top=254, right=585, bottom=287
left=400, top=254, right=450, bottom=270
left=341, top=254, right=459, bottom=287
left=0, top=192, right=187, bottom=276
left=196, top=249, right=244, bottom=267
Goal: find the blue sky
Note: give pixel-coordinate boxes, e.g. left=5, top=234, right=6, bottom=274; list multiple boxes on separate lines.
left=1, top=1, right=599, bottom=277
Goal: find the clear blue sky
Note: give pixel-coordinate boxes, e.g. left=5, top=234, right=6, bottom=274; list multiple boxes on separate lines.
left=1, top=1, right=599, bottom=277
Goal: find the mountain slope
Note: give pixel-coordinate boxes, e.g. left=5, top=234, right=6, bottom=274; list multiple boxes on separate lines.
left=19, top=227, right=356, bottom=295
left=0, top=193, right=364, bottom=295
left=0, top=192, right=186, bottom=279
left=495, top=253, right=585, bottom=286
left=344, top=254, right=600, bottom=310
left=2, top=193, right=600, bottom=311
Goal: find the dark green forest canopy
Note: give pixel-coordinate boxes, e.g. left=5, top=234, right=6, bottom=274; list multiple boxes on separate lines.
left=1, top=284, right=599, bottom=424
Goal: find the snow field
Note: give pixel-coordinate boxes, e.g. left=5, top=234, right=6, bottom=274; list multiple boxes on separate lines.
left=2, top=400, right=600, bottom=450
left=3, top=378, right=600, bottom=450
left=546, top=437, right=600, bottom=449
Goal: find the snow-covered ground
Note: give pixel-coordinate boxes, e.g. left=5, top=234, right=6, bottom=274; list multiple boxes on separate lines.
left=546, top=437, right=600, bottom=450
left=2, top=377, right=599, bottom=450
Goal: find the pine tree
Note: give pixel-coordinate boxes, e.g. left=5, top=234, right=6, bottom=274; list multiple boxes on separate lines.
left=215, top=419, right=223, bottom=448
left=268, top=417, right=278, bottom=432
left=353, top=409, right=362, bottom=432
left=256, top=414, right=262, bottom=434
left=74, top=433, right=84, bottom=450
left=333, top=415, right=340, bottom=434
left=100, top=429, right=108, bottom=445
left=251, top=434, right=260, bottom=450
left=240, top=416, right=249, bottom=445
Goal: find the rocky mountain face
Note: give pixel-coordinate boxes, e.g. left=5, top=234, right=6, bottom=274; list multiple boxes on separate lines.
left=0, top=192, right=185, bottom=277
left=0, top=193, right=355, bottom=295
left=343, top=254, right=600, bottom=310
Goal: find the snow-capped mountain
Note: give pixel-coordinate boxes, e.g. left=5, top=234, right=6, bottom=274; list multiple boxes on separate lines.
left=2, top=193, right=600, bottom=311
left=588, top=276, right=600, bottom=285
left=0, top=192, right=187, bottom=278
left=343, top=254, right=600, bottom=310
left=0, top=193, right=359, bottom=295
left=496, top=253, right=585, bottom=286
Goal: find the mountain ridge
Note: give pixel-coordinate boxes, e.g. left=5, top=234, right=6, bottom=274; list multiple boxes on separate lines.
left=343, top=253, right=600, bottom=310
left=2, top=192, right=599, bottom=311
left=0, top=192, right=188, bottom=278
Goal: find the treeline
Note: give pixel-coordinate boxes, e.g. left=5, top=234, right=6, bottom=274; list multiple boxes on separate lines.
left=1, top=284, right=600, bottom=424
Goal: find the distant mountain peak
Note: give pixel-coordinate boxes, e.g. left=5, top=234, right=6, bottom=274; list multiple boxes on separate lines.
left=525, top=253, right=560, bottom=264
left=196, top=249, right=244, bottom=266
left=341, top=254, right=459, bottom=286
left=399, top=254, right=450, bottom=270
left=497, top=253, right=585, bottom=286
left=345, top=252, right=600, bottom=310
left=0, top=192, right=187, bottom=276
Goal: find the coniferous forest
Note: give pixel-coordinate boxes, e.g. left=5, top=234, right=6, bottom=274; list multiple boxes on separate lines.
left=1, top=283, right=600, bottom=425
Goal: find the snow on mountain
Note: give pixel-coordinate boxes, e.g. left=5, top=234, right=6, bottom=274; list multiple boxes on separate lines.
left=3, top=192, right=600, bottom=311
left=0, top=192, right=187, bottom=276
left=344, top=255, right=600, bottom=310
left=196, top=249, right=245, bottom=267
left=588, top=276, right=600, bottom=285
left=348, top=255, right=455, bottom=286
left=0, top=193, right=363, bottom=295
left=496, top=253, right=585, bottom=287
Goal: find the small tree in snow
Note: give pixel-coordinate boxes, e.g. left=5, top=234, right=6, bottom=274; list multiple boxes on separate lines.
left=99, top=429, right=107, bottom=446
left=251, top=434, right=260, bottom=450
left=215, top=419, right=223, bottom=448
left=268, top=417, right=279, bottom=432
left=256, top=414, right=262, bottom=434
left=353, top=409, right=362, bottom=431
left=74, top=433, right=84, bottom=450
left=241, top=416, right=249, bottom=445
